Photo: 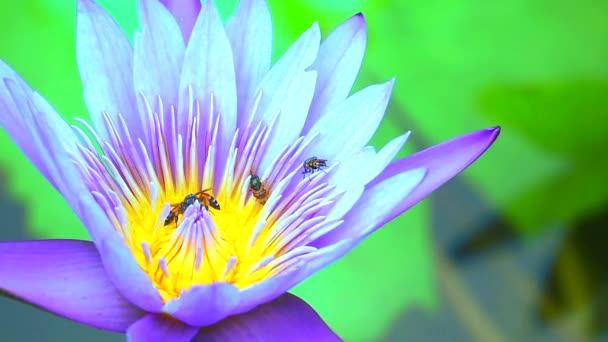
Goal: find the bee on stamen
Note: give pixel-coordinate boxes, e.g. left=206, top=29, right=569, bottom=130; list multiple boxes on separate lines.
left=302, top=157, right=328, bottom=180
left=249, top=172, right=269, bottom=204
left=163, top=188, right=220, bottom=226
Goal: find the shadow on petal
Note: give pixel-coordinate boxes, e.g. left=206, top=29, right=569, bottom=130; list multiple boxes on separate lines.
left=194, top=292, right=341, bottom=342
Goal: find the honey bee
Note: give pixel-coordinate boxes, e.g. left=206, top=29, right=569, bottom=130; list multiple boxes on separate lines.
left=163, top=189, right=220, bottom=226
left=249, top=172, right=269, bottom=204
left=302, top=157, right=328, bottom=179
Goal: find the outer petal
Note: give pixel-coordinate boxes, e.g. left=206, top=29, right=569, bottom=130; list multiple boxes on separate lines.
left=315, top=127, right=501, bottom=247
left=306, top=79, right=394, bottom=163
left=160, top=0, right=201, bottom=43
left=303, top=13, right=367, bottom=133
left=178, top=0, right=237, bottom=188
left=225, top=0, right=272, bottom=128
left=195, top=293, right=341, bottom=342
left=134, top=0, right=185, bottom=146
left=0, top=240, right=144, bottom=332
left=256, top=24, right=320, bottom=174
left=162, top=282, right=240, bottom=327
left=76, top=0, right=139, bottom=141
left=127, top=314, right=199, bottom=342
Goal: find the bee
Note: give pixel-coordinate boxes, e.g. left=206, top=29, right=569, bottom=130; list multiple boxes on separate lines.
left=163, top=189, right=220, bottom=226
left=302, top=157, right=328, bottom=179
left=249, top=172, right=269, bottom=204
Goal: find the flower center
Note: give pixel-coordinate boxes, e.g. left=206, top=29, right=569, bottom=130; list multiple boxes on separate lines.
left=71, top=93, right=339, bottom=302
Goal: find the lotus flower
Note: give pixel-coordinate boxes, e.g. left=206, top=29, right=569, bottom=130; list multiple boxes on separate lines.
left=0, top=0, right=500, bottom=340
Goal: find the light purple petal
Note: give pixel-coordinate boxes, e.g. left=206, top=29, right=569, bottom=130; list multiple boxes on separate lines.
left=160, top=0, right=201, bottom=43
left=315, top=127, right=501, bottom=247
left=306, top=79, right=394, bottom=163
left=194, top=293, right=340, bottom=342
left=134, top=0, right=185, bottom=146
left=0, top=60, right=75, bottom=195
left=178, top=0, right=237, bottom=188
left=96, top=235, right=163, bottom=313
left=303, top=13, right=367, bottom=133
left=162, top=282, right=240, bottom=327
left=76, top=0, right=140, bottom=141
left=225, top=0, right=272, bottom=129
left=0, top=240, right=144, bottom=332
left=127, top=314, right=199, bottom=342
left=256, top=24, right=320, bottom=174
left=0, top=60, right=115, bottom=242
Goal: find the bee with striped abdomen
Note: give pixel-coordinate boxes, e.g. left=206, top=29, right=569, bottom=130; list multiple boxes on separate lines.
left=164, top=189, right=220, bottom=226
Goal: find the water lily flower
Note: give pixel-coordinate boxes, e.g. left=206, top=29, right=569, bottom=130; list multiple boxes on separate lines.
left=0, top=0, right=500, bottom=340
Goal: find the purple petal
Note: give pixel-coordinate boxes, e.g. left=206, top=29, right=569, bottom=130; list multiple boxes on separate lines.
left=162, top=282, right=240, bottom=327
left=160, top=0, right=201, bottom=43
left=0, top=60, right=114, bottom=241
left=256, top=24, right=320, bottom=174
left=225, top=0, right=272, bottom=129
left=127, top=314, right=199, bottom=342
left=194, top=293, right=341, bottom=342
left=306, top=79, right=394, bottom=163
left=0, top=240, right=144, bottom=332
left=315, top=127, right=501, bottom=247
left=304, top=13, right=367, bottom=133
left=76, top=0, right=140, bottom=142
left=134, top=0, right=185, bottom=146
left=178, top=0, right=237, bottom=188
left=96, top=235, right=163, bottom=313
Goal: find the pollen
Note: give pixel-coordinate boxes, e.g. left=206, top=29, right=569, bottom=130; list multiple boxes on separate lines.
left=69, top=91, right=340, bottom=302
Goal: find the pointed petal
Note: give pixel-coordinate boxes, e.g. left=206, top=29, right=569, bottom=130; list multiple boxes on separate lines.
left=256, top=24, right=320, bottom=172
left=0, top=240, right=144, bottom=332
left=307, top=79, right=394, bottom=163
left=0, top=60, right=76, bottom=195
left=225, top=0, right=272, bottom=128
left=134, top=0, right=185, bottom=144
left=373, top=126, right=501, bottom=213
left=0, top=60, right=113, bottom=240
left=315, top=127, right=500, bottom=247
left=95, top=235, right=163, bottom=313
left=178, top=0, right=237, bottom=181
left=162, top=282, right=240, bottom=327
left=76, top=0, right=139, bottom=141
left=304, top=13, right=367, bottom=132
left=195, top=293, right=340, bottom=342
left=127, top=314, right=199, bottom=342
left=159, top=0, right=201, bottom=43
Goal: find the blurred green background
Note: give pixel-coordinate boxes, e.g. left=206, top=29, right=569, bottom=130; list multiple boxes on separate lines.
left=0, top=0, right=607, bottom=341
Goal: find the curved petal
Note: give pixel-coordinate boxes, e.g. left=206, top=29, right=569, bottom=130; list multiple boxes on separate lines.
left=306, top=79, right=394, bottom=163
left=96, top=235, right=164, bottom=313
left=0, top=60, right=112, bottom=241
left=225, top=0, right=272, bottom=129
left=134, top=0, right=185, bottom=147
left=255, top=24, right=320, bottom=174
left=178, top=0, right=237, bottom=187
left=315, top=127, right=501, bottom=247
left=76, top=0, right=139, bottom=141
left=303, top=13, right=367, bottom=133
left=0, top=240, right=144, bottom=332
left=162, top=282, right=240, bottom=327
left=195, top=293, right=341, bottom=342
left=159, top=0, right=201, bottom=43
left=127, top=314, right=199, bottom=342
left=0, top=60, right=77, bottom=195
